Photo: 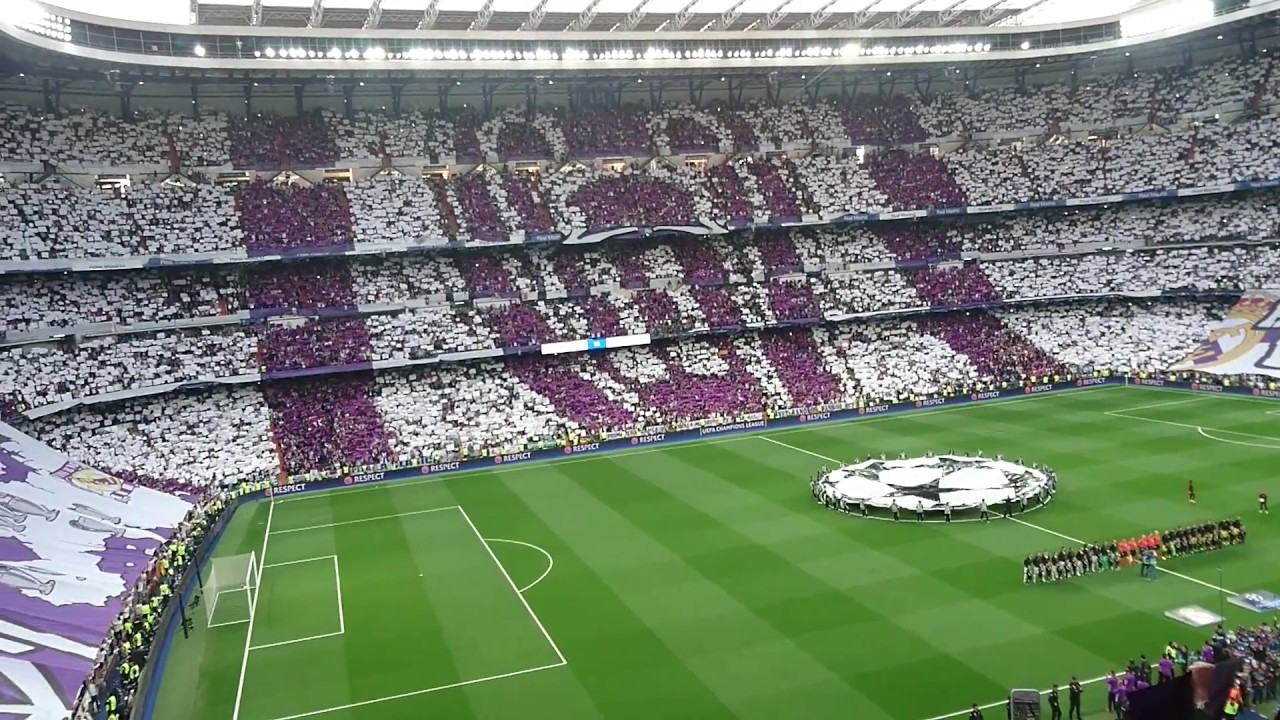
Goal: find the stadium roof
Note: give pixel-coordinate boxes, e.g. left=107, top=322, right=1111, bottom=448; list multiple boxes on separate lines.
left=50, top=0, right=1146, bottom=31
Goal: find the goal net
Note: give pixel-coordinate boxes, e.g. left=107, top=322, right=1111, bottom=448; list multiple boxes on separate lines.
left=203, top=552, right=258, bottom=628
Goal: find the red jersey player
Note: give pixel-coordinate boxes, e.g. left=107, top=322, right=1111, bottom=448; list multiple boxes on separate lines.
left=1188, top=480, right=1196, bottom=504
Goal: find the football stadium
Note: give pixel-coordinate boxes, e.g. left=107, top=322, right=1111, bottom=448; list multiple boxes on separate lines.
left=0, top=0, right=1279, bottom=718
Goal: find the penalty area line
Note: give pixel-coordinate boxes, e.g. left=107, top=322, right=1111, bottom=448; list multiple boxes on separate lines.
left=267, top=662, right=568, bottom=720
left=1105, top=412, right=1280, bottom=446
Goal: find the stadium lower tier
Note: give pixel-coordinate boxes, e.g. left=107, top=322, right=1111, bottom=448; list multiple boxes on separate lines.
left=13, top=298, right=1251, bottom=484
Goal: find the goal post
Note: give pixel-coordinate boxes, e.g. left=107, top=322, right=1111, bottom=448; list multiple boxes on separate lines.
left=203, top=552, right=258, bottom=628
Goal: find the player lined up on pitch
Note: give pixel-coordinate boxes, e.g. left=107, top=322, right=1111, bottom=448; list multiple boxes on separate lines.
left=1023, top=519, right=1246, bottom=584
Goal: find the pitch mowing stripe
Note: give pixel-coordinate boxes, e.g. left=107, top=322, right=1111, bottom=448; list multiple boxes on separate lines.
left=691, top=442, right=1129, bottom=703
left=539, top=461, right=896, bottom=719
left=468, top=475, right=739, bottom=719
left=746, top=426, right=1270, bottom=720
left=755, top=435, right=1239, bottom=596
left=576, top=454, right=965, bottom=718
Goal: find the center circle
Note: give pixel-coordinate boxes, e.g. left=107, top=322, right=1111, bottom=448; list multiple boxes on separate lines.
left=812, top=454, right=1057, bottom=521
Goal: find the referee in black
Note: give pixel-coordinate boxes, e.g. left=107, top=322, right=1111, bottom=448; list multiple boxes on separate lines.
left=1004, top=494, right=1013, bottom=517
left=968, top=703, right=983, bottom=720
left=1068, top=677, right=1083, bottom=720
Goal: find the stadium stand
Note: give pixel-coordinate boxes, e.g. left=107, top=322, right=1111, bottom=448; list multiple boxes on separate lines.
left=4, top=43, right=1280, bottom=720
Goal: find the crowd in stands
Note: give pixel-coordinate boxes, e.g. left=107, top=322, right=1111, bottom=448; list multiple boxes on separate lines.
left=8, top=189, right=1269, bottom=338
left=0, top=269, right=240, bottom=334
left=29, top=387, right=276, bottom=488
left=3, top=228, right=1271, bottom=397
left=236, top=180, right=354, bottom=252
left=998, top=300, right=1232, bottom=374
left=0, top=180, right=243, bottom=261
left=13, top=50, right=1280, bottom=720
left=11, top=298, right=1237, bottom=478
left=0, top=51, right=1272, bottom=183
left=0, top=328, right=257, bottom=410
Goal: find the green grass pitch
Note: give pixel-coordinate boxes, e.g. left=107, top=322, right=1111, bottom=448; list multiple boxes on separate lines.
left=152, top=385, right=1280, bottom=720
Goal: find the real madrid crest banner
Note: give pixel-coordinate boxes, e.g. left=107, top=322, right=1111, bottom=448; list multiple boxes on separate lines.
left=0, top=421, right=192, bottom=717
left=1171, top=289, right=1280, bottom=379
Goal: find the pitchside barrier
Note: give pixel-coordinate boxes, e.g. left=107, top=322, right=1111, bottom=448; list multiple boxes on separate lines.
left=132, top=374, right=1278, bottom=718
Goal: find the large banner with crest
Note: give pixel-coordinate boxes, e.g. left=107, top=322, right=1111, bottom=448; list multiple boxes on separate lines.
left=1171, top=290, right=1280, bottom=378
left=0, top=422, right=190, bottom=717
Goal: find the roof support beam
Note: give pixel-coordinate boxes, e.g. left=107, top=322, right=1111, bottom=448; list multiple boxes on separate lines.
left=620, top=0, right=651, bottom=29
left=792, top=0, right=839, bottom=30
left=250, top=0, right=263, bottom=25
left=926, top=0, right=966, bottom=25
left=567, top=0, right=604, bottom=29
left=308, top=0, right=324, bottom=26
left=761, top=0, right=792, bottom=29
left=967, top=0, right=1010, bottom=24
left=521, top=0, right=550, bottom=28
left=870, top=0, right=927, bottom=28
left=664, top=0, right=699, bottom=30
left=710, top=0, right=750, bottom=29
left=416, top=0, right=440, bottom=28
left=992, top=0, right=1050, bottom=24
left=829, top=0, right=884, bottom=29
left=470, top=0, right=496, bottom=29
left=363, top=0, right=383, bottom=28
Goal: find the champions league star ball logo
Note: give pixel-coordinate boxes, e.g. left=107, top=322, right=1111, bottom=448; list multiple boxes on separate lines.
left=816, top=455, right=1053, bottom=512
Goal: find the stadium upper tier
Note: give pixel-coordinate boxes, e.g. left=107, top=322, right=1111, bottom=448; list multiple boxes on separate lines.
left=0, top=52, right=1276, bottom=173
left=3, top=111, right=1280, bottom=260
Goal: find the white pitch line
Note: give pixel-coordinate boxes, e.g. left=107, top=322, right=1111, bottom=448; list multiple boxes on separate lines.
left=760, top=435, right=842, bottom=463
left=250, top=630, right=345, bottom=651
left=1197, top=427, right=1280, bottom=450
left=264, top=555, right=337, bottom=568
left=272, top=385, right=1123, bottom=505
left=457, top=507, right=568, bottom=666
left=232, top=496, right=275, bottom=720
left=1106, top=411, right=1280, bottom=445
left=761, top=435, right=1243, bottom=596
left=267, top=662, right=567, bottom=720
left=762, top=432, right=1243, bottom=716
left=1004, top=516, right=1239, bottom=596
left=333, top=555, right=345, bottom=634
left=484, top=538, right=555, bottom=593
left=1109, top=396, right=1209, bottom=414
left=270, top=505, right=461, bottom=535
left=921, top=675, right=1110, bottom=720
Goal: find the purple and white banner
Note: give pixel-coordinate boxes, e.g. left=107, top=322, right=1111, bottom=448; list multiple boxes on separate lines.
left=0, top=422, right=190, bottom=718
left=1172, top=289, right=1280, bottom=379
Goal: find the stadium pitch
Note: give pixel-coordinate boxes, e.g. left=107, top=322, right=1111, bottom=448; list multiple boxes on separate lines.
left=151, top=385, right=1279, bottom=720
